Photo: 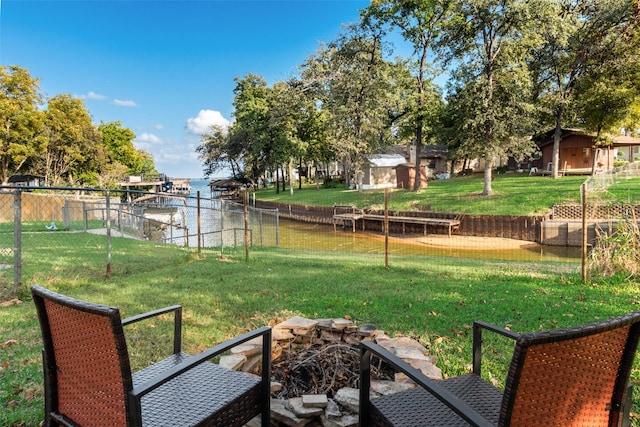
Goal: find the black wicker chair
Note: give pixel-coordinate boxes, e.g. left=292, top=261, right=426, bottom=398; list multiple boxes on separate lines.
left=360, top=312, right=640, bottom=426
left=31, top=285, right=271, bottom=427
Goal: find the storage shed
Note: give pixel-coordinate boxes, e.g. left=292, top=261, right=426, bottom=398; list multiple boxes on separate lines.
left=394, top=163, right=427, bottom=189
left=360, top=154, right=407, bottom=190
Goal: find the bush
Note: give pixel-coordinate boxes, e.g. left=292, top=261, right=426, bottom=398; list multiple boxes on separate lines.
left=322, top=177, right=346, bottom=189
left=588, top=213, right=640, bottom=280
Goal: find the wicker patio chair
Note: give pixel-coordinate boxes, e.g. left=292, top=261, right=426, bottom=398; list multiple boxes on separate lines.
left=360, top=311, right=640, bottom=427
left=31, top=285, right=271, bottom=427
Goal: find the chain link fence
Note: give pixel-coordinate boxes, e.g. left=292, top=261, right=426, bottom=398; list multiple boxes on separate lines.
left=584, top=161, right=640, bottom=192
left=0, top=187, right=279, bottom=299
left=2, top=172, right=639, bottom=299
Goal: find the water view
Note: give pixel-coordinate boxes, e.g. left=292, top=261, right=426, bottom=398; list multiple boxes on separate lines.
left=176, top=179, right=581, bottom=263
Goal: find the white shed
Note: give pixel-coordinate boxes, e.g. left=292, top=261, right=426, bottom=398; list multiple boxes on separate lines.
left=359, top=154, right=407, bottom=190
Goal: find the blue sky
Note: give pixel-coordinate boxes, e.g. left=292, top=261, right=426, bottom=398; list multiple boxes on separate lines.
left=1, top=0, right=370, bottom=179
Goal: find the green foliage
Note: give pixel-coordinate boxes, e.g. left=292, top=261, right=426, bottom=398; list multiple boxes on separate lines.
left=0, top=67, right=160, bottom=186
left=321, top=177, right=347, bottom=189
left=0, top=65, right=46, bottom=184
left=529, top=0, right=638, bottom=178
left=40, top=94, right=103, bottom=186
left=98, top=121, right=147, bottom=179
left=588, top=215, right=640, bottom=280
left=440, top=0, right=541, bottom=195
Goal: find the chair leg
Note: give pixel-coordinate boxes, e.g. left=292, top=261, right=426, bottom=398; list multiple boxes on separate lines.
left=42, top=349, right=55, bottom=427
left=359, top=346, right=372, bottom=427
left=261, top=331, right=272, bottom=427
left=622, top=381, right=633, bottom=427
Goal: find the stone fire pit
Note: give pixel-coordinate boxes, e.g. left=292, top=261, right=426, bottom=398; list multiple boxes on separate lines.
left=220, top=316, right=443, bottom=427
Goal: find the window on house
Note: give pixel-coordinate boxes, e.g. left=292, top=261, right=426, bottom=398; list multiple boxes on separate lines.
left=583, top=148, right=591, bottom=157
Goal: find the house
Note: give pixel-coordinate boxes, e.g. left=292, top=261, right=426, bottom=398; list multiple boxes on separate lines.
left=532, top=129, right=640, bottom=174
left=388, top=144, right=484, bottom=176
left=357, top=154, right=407, bottom=190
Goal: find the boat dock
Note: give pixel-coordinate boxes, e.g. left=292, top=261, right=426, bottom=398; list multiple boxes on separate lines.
left=117, top=176, right=191, bottom=195
left=333, top=206, right=461, bottom=237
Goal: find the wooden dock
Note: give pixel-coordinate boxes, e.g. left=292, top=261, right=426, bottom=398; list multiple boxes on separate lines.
left=332, top=206, right=364, bottom=232
left=332, top=205, right=461, bottom=237
left=361, top=214, right=461, bottom=237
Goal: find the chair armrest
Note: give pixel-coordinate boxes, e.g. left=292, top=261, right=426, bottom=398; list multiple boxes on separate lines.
left=360, top=341, right=494, bottom=427
left=472, top=321, right=520, bottom=376
left=129, top=326, right=271, bottom=403
left=122, top=305, right=182, bottom=354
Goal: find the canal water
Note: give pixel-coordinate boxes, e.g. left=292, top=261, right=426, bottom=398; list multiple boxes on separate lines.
left=185, top=179, right=581, bottom=263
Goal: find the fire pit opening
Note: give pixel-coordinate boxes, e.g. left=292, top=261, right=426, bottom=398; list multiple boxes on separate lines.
left=271, top=342, right=393, bottom=399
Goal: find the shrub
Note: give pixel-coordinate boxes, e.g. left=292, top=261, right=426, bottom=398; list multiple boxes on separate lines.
left=588, top=212, right=640, bottom=280
left=322, top=177, right=346, bottom=189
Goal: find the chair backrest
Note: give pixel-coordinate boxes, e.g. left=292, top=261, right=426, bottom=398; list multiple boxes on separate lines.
left=32, top=285, right=133, bottom=426
left=501, top=311, right=640, bottom=427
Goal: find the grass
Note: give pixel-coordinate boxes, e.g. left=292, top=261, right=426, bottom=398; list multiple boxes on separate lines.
left=255, top=174, right=588, bottom=215
left=2, top=231, right=640, bottom=426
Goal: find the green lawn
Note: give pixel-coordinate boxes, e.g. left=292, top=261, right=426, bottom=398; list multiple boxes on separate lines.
left=2, top=233, right=640, bottom=426
left=256, top=174, right=588, bottom=215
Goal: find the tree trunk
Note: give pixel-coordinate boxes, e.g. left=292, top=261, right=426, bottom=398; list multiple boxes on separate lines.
left=413, top=119, right=424, bottom=191
left=551, top=106, right=564, bottom=179
left=280, top=167, right=286, bottom=192
left=288, top=160, right=294, bottom=196
left=483, top=68, right=495, bottom=196
left=483, top=159, right=493, bottom=196
left=345, top=159, right=352, bottom=188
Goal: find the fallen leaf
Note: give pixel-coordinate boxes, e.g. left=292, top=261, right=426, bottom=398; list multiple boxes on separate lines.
left=1, top=339, right=18, bottom=348
left=0, top=299, right=22, bottom=307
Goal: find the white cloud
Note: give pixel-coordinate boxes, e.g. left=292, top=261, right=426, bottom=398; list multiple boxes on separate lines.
left=113, top=99, right=137, bottom=107
left=134, top=133, right=162, bottom=151
left=74, top=91, right=106, bottom=100
left=137, top=133, right=161, bottom=144
left=153, top=124, right=164, bottom=130
left=185, top=109, right=230, bottom=135
left=86, top=91, right=106, bottom=100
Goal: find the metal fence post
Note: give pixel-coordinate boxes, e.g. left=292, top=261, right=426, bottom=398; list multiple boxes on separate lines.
left=581, top=183, right=587, bottom=284
left=197, top=190, right=201, bottom=253
left=106, top=190, right=111, bottom=278
left=244, top=190, right=249, bottom=261
left=13, top=189, right=22, bottom=295
left=275, top=208, right=279, bottom=248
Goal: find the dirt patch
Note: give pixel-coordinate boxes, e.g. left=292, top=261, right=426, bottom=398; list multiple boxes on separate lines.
left=405, top=234, right=541, bottom=250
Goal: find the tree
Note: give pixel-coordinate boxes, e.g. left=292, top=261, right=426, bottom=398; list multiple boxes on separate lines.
left=364, top=0, right=452, bottom=190
left=98, top=121, right=145, bottom=177
left=300, top=22, right=400, bottom=188
left=284, top=80, right=330, bottom=190
left=442, top=0, right=542, bottom=195
left=530, top=0, right=639, bottom=178
left=229, top=74, right=275, bottom=183
left=0, top=65, right=46, bottom=184
left=197, top=125, right=236, bottom=177
left=40, top=94, right=101, bottom=186
left=200, top=74, right=329, bottom=196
